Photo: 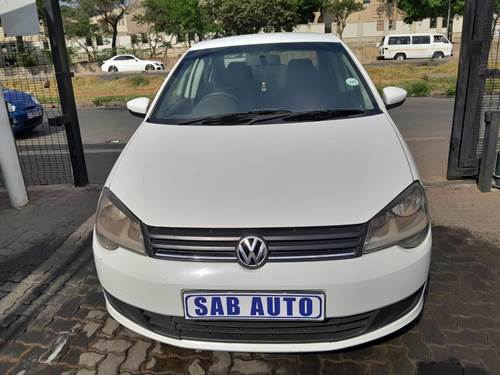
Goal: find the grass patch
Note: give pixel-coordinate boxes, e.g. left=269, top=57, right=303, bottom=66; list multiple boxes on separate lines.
left=403, top=81, right=431, bottom=97
left=446, top=83, right=457, bottom=97
left=92, top=94, right=155, bottom=107
left=127, top=75, right=150, bottom=87
left=366, top=59, right=458, bottom=96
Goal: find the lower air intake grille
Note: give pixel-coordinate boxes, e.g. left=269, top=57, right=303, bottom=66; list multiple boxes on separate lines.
left=105, top=286, right=424, bottom=344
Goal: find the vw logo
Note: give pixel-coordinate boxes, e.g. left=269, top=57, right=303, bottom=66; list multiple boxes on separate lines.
left=236, top=236, right=269, bottom=269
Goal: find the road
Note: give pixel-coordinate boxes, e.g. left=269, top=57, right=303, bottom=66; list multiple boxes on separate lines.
left=17, top=98, right=454, bottom=184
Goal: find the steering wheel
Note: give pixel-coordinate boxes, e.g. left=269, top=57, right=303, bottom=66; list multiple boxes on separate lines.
left=192, top=91, right=241, bottom=116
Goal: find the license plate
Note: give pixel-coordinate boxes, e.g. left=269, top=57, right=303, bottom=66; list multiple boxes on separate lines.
left=27, top=109, right=42, bottom=119
left=183, top=292, right=325, bottom=320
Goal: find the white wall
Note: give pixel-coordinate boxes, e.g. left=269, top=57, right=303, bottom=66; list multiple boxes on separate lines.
left=294, top=23, right=326, bottom=33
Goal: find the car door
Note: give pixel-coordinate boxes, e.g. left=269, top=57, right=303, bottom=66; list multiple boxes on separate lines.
left=411, top=35, right=432, bottom=58
left=121, top=56, right=138, bottom=71
left=433, top=35, right=451, bottom=56
left=111, top=56, right=127, bottom=71
left=387, top=36, right=411, bottom=59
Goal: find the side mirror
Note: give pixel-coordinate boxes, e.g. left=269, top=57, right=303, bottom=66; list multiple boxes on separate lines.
left=127, top=97, right=150, bottom=118
left=382, top=86, right=407, bottom=110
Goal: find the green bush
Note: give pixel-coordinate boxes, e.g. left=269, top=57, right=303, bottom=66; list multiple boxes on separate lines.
left=95, top=49, right=114, bottom=65
left=128, top=75, right=150, bottom=87
left=19, top=52, right=37, bottom=67
left=404, top=81, right=431, bottom=97
left=92, top=96, right=116, bottom=106
left=446, top=83, right=456, bottom=97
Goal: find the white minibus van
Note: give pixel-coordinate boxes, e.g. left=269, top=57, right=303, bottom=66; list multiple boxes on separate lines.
left=377, top=33, right=453, bottom=60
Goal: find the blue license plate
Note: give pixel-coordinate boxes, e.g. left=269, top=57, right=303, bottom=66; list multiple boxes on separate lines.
left=183, top=292, right=325, bottom=320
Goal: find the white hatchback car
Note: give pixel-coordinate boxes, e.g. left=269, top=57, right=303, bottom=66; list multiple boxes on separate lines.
left=101, top=54, right=165, bottom=72
left=93, top=33, right=431, bottom=353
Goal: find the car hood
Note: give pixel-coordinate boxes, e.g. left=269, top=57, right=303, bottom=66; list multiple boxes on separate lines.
left=2, top=89, right=37, bottom=109
left=108, top=114, right=414, bottom=228
left=143, top=60, right=162, bottom=65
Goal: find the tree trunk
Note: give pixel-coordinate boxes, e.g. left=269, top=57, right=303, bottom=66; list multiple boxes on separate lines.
left=16, top=36, right=25, bottom=53
left=111, top=23, right=118, bottom=56
left=337, top=21, right=345, bottom=39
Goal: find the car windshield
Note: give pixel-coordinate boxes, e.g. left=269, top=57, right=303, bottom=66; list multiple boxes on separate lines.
left=150, top=42, right=380, bottom=125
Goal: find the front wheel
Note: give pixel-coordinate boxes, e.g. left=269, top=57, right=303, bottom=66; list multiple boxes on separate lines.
left=394, top=53, right=406, bottom=61
left=108, top=65, right=118, bottom=72
left=145, top=64, right=154, bottom=71
left=433, top=51, right=445, bottom=59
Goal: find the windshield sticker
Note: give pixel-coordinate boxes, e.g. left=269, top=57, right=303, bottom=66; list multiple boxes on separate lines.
left=345, top=77, right=359, bottom=87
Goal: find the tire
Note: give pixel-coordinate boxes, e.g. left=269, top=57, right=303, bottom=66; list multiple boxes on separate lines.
left=145, top=64, right=154, bottom=71
left=108, top=65, right=118, bottom=72
left=433, top=51, right=445, bottom=59
left=394, top=53, right=406, bottom=61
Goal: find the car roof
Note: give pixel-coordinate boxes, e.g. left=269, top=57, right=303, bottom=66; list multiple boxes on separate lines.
left=190, top=33, right=341, bottom=51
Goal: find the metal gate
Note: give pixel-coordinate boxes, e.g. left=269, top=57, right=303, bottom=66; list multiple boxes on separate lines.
left=448, top=0, right=500, bottom=179
left=0, top=0, right=87, bottom=186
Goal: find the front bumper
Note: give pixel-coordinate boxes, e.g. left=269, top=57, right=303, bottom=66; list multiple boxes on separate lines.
left=93, top=229, right=431, bottom=352
left=11, top=114, right=43, bottom=135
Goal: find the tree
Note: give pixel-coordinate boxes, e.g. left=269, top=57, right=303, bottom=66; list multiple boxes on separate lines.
left=140, top=0, right=214, bottom=46
left=397, top=0, right=463, bottom=24
left=206, top=0, right=301, bottom=36
left=327, top=0, right=363, bottom=39
left=296, top=0, right=328, bottom=23
left=81, top=0, right=130, bottom=56
left=62, top=6, right=100, bottom=62
left=396, top=0, right=464, bottom=40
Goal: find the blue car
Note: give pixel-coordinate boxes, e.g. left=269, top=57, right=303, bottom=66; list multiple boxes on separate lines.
left=3, top=89, right=44, bottom=135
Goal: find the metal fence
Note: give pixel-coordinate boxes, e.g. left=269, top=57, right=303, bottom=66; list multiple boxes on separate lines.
left=0, top=0, right=88, bottom=187
left=477, top=16, right=500, bottom=157
left=0, top=33, right=74, bottom=185
left=448, top=0, right=500, bottom=180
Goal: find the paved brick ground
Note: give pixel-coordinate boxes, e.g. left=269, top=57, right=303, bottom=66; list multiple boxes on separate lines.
left=0, top=224, right=498, bottom=374
left=0, top=186, right=99, bottom=286
left=0, top=184, right=499, bottom=374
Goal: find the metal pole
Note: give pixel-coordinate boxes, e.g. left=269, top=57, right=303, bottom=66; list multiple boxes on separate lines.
left=0, top=91, right=29, bottom=208
left=478, top=111, right=500, bottom=192
left=43, top=0, right=88, bottom=186
left=446, top=0, right=452, bottom=41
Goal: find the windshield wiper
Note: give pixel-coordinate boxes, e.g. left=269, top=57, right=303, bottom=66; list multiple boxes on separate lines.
left=178, top=110, right=292, bottom=125
left=278, top=109, right=368, bottom=122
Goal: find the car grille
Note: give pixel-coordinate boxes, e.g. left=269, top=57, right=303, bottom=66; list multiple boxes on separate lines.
left=104, top=286, right=424, bottom=344
left=145, top=224, right=367, bottom=262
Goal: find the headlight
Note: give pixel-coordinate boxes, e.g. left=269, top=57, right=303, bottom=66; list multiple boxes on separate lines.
left=30, top=95, right=40, bottom=105
left=7, top=102, right=15, bottom=112
left=363, top=182, right=430, bottom=254
left=95, top=188, right=146, bottom=254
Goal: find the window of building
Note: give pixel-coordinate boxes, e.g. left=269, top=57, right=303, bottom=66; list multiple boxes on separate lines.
left=388, top=36, right=410, bottom=45
left=442, top=17, right=448, bottom=28
left=377, top=19, right=384, bottom=31
left=430, top=17, right=437, bottom=28
left=412, top=35, right=431, bottom=44
left=141, top=33, right=148, bottom=44
left=96, top=35, right=103, bottom=46
left=363, top=0, right=371, bottom=4
left=389, top=20, right=395, bottom=30
left=85, top=37, right=92, bottom=47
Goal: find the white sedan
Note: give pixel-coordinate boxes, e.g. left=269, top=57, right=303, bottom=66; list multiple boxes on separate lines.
left=101, top=55, right=165, bottom=72
left=94, top=33, right=431, bottom=353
